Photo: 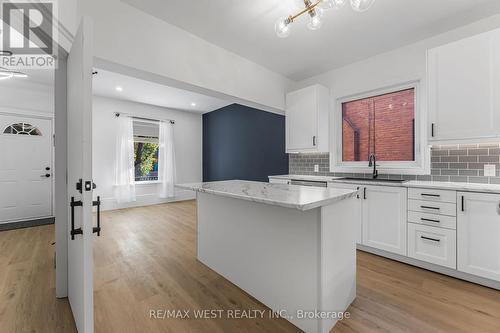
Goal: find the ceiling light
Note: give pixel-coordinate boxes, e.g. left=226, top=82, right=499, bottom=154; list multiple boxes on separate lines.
left=0, top=72, right=13, bottom=80
left=276, top=0, right=376, bottom=37
left=0, top=67, right=27, bottom=80
left=191, top=102, right=197, bottom=107
left=115, top=86, right=123, bottom=92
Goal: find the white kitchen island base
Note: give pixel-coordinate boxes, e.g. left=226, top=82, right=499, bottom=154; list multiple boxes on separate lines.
left=196, top=191, right=357, bottom=333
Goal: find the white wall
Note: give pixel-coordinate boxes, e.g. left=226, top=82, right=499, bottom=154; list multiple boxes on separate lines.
left=81, top=0, right=291, bottom=114
left=292, top=13, right=500, bottom=98
left=0, top=80, right=54, bottom=114
left=92, top=95, right=202, bottom=211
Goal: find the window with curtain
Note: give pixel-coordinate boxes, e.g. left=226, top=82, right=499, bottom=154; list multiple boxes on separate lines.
left=133, top=120, right=159, bottom=182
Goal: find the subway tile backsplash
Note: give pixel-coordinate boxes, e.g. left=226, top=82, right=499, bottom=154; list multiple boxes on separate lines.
left=289, top=143, right=500, bottom=184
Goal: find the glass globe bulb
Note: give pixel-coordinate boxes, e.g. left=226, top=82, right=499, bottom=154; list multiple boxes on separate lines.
left=350, top=0, right=375, bottom=12
left=320, top=0, right=346, bottom=10
left=307, top=13, right=322, bottom=30
left=275, top=16, right=291, bottom=38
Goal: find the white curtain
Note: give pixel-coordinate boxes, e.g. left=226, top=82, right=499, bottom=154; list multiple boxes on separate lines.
left=158, top=120, right=176, bottom=198
left=114, top=116, right=136, bottom=203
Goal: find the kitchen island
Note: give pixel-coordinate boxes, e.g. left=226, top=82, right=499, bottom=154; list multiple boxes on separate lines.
left=176, top=180, right=359, bottom=333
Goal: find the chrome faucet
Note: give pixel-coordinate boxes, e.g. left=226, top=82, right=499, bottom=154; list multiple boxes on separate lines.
left=368, top=154, right=378, bottom=179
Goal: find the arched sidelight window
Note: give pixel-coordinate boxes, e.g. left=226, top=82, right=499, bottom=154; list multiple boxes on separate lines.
left=3, top=123, right=42, bottom=136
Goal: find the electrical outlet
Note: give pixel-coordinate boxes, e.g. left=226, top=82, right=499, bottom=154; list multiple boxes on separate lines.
left=484, top=164, right=496, bottom=177
left=314, top=164, right=319, bottom=173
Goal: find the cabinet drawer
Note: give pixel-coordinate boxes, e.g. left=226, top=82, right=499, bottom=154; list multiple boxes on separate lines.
left=408, top=211, right=456, bottom=230
left=408, top=199, right=456, bottom=217
left=409, top=188, right=456, bottom=203
left=408, top=223, right=457, bottom=269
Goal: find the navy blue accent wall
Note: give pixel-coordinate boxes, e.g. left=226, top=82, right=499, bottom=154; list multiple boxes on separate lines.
left=203, top=104, right=288, bottom=182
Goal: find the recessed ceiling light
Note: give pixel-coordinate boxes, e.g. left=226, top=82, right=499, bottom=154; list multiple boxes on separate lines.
left=115, top=86, right=123, bottom=92
left=191, top=102, right=197, bottom=107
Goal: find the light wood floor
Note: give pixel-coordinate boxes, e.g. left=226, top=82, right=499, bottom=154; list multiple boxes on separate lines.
left=1, top=200, right=499, bottom=332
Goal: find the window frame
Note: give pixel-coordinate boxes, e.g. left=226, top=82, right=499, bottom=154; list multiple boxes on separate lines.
left=331, top=80, right=430, bottom=175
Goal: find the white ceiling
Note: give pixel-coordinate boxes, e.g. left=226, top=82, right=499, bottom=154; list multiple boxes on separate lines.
left=93, top=69, right=232, bottom=113
left=122, top=0, right=500, bottom=80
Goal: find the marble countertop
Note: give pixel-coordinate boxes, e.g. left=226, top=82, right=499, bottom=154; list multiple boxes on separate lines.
left=176, top=180, right=358, bottom=211
left=405, top=180, right=500, bottom=193
left=273, top=174, right=500, bottom=194
left=268, top=174, right=344, bottom=182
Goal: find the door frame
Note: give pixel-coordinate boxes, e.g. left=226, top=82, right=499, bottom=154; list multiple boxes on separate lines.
left=0, top=109, right=55, bottom=222
left=54, top=46, right=69, bottom=298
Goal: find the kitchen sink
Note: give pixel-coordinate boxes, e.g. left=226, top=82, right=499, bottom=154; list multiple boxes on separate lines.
left=341, top=177, right=407, bottom=184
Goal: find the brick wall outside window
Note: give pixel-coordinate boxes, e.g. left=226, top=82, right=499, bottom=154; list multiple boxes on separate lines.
left=342, top=88, right=415, bottom=162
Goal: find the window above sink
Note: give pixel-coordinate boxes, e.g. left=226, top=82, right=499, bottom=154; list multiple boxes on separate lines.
left=331, top=81, right=430, bottom=175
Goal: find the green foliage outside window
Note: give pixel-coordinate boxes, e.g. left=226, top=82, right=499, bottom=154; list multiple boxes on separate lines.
left=134, top=142, right=159, bottom=176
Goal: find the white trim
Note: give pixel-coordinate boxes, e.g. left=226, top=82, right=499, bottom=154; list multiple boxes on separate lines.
left=0, top=107, right=54, bottom=119
left=330, top=80, right=430, bottom=175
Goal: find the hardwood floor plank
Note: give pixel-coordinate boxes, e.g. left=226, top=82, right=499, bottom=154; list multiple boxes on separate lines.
left=1, top=200, right=499, bottom=332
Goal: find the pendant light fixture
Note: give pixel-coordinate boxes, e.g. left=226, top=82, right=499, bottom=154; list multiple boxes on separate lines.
left=276, top=0, right=376, bottom=38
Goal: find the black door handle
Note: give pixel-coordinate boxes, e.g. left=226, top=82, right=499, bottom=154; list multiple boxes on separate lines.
left=92, top=196, right=101, bottom=236
left=70, top=197, right=83, bottom=240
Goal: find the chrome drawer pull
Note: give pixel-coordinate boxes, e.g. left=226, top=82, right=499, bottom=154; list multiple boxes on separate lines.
left=421, top=218, right=440, bottom=223
left=421, top=236, right=440, bottom=242
left=421, top=205, right=440, bottom=210
left=421, top=193, right=440, bottom=197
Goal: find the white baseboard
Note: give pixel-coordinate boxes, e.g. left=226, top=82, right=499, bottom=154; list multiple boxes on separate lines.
left=100, top=190, right=195, bottom=211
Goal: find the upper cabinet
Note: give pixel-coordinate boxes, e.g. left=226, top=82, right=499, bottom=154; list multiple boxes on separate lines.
left=286, top=85, right=329, bottom=153
left=428, top=28, right=500, bottom=143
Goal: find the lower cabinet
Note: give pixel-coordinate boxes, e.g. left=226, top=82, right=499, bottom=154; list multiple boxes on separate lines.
left=457, top=192, right=500, bottom=282
left=362, top=185, right=408, bottom=256
left=328, top=183, right=362, bottom=244
left=328, top=183, right=407, bottom=255
left=408, top=223, right=456, bottom=269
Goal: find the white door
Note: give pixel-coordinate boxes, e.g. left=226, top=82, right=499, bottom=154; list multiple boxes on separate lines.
left=428, top=28, right=500, bottom=141
left=457, top=192, right=500, bottom=282
left=286, top=86, right=317, bottom=151
left=362, top=185, right=407, bottom=255
left=0, top=115, right=52, bottom=222
left=67, top=18, right=94, bottom=333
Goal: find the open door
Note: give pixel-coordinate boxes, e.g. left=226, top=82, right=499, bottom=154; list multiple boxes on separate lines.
left=67, top=17, right=94, bottom=333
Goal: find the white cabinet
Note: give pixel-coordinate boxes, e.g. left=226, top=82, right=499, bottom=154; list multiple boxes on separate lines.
left=457, top=192, right=500, bottom=282
left=428, top=28, right=500, bottom=142
left=408, top=223, right=456, bottom=269
left=362, top=185, right=408, bottom=255
left=286, top=85, right=329, bottom=153
left=330, top=183, right=407, bottom=254
left=328, top=183, right=362, bottom=244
